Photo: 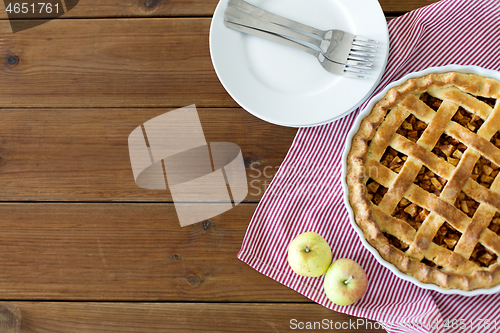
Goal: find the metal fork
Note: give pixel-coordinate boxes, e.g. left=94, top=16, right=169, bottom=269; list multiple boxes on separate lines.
left=227, top=0, right=377, bottom=66
left=224, top=20, right=370, bottom=79
left=224, top=6, right=372, bottom=69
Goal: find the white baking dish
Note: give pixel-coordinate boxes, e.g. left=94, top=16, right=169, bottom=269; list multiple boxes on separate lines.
left=341, top=65, right=500, bottom=296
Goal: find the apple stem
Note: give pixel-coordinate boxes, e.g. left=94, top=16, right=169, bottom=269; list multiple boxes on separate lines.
left=344, top=276, right=353, bottom=285
left=304, top=246, right=310, bottom=253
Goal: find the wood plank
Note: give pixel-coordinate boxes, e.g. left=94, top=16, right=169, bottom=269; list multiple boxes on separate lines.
left=0, top=11, right=430, bottom=109
left=1, top=302, right=386, bottom=333
left=0, top=0, right=439, bottom=19
left=379, top=0, right=438, bottom=13
left=0, top=108, right=295, bottom=202
left=0, top=18, right=237, bottom=108
left=0, top=202, right=311, bottom=301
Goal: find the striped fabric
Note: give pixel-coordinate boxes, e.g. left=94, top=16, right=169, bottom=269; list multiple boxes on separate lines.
left=237, top=0, right=500, bottom=332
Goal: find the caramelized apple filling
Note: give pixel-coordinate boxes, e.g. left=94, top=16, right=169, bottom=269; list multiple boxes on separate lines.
left=392, top=198, right=429, bottom=231
left=491, top=132, right=500, bottom=148
left=366, top=179, right=388, bottom=205
left=432, top=134, right=467, bottom=167
left=454, top=191, right=479, bottom=218
left=396, top=114, right=428, bottom=142
left=470, top=243, right=497, bottom=267
left=422, top=258, right=438, bottom=268
left=380, top=147, right=407, bottom=173
left=472, top=156, right=499, bottom=189
left=452, top=107, right=484, bottom=133
left=414, top=166, right=447, bottom=196
left=433, top=222, right=461, bottom=251
left=420, top=92, right=443, bottom=111
left=476, top=95, right=497, bottom=108
left=384, top=232, right=408, bottom=251
left=488, top=212, right=500, bottom=235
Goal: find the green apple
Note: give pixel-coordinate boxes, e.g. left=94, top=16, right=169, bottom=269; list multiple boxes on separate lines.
left=324, top=258, right=368, bottom=306
left=287, top=232, right=332, bottom=277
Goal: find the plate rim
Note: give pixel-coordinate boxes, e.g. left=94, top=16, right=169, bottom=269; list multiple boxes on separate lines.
left=341, top=64, right=500, bottom=296
left=209, top=0, right=389, bottom=128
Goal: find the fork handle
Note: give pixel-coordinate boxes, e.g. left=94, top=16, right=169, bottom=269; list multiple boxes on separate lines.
left=225, top=6, right=322, bottom=49
left=223, top=20, right=319, bottom=58
left=228, top=0, right=325, bottom=38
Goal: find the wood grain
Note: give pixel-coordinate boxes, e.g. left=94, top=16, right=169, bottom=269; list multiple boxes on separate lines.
left=0, top=202, right=311, bottom=302
left=379, top=0, right=438, bottom=13
left=0, top=0, right=434, bottom=330
left=0, top=3, right=431, bottom=331
left=0, top=18, right=237, bottom=108
left=0, top=108, right=295, bottom=202
left=0, top=12, right=426, bottom=109
left=0, top=303, right=20, bottom=333
left=2, top=302, right=385, bottom=333
left=0, top=0, right=440, bottom=19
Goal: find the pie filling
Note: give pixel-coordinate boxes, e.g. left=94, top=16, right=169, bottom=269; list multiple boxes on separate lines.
left=383, top=232, right=408, bottom=252
left=477, top=95, right=497, bottom=108
left=472, top=156, right=499, bottom=189
left=432, top=133, right=466, bottom=167
left=432, top=222, right=461, bottom=251
left=420, top=92, right=442, bottom=111
left=396, top=114, right=428, bottom=143
left=488, top=212, right=500, bottom=234
left=414, top=166, right=447, bottom=196
left=380, top=147, right=407, bottom=173
left=366, top=179, right=387, bottom=205
left=452, top=106, right=484, bottom=133
left=369, top=88, right=500, bottom=270
left=392, top=198, right=429, bottom=231
left=454, top=191, right=479, bottom=219
left=471, top=242, right=497, bottom=267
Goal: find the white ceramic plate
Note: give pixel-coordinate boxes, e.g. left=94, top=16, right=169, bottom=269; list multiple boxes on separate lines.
left=342, top=65, right=500, bottom=296
left=209, top=0, right=389, bottom=127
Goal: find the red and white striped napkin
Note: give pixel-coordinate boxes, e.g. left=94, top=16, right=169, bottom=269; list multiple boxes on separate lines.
left=238, top=0, right=500, bottom=332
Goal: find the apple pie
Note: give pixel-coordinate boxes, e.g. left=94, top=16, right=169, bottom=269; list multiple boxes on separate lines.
left=346, top=71, right=500, bottom=290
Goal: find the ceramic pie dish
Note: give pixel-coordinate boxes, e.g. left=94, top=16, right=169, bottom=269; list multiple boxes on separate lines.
left=342, top=65, right=500, bottom=295
left=209, top=0, right=389, bottom=127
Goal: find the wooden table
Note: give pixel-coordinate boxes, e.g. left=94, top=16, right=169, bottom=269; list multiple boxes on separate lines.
left=0, top=0, right=437, bottom=331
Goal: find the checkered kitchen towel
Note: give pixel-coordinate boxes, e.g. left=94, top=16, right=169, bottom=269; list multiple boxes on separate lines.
left=238, top=0, right=500, bottom=332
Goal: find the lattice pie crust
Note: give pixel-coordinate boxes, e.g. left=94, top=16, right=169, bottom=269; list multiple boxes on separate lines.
left=346, top=72, right=500, bottom=290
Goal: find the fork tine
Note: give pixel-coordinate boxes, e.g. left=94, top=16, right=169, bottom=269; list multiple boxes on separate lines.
left=347, top=60, right=373, bottom=67
left=351, top=45, right=377, bottom=53
left=345, top=66, right=371, bottom=75
left=347, top=55, right=374, bottom=64
left=346, top=59, right=373, bottom=69
left=352, top=40, right=378, bottom=48
left=346, top=64, right=372, bottom=70
left=354, top=36, right=379, bottom=44
left=349, top=51, right=376, bottom=58
left=343, top=71, right=369, bottom=80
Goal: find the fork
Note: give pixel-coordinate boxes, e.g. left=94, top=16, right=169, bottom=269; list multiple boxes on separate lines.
left=227, top=0, right=377, bottom=66
left=224, top=20, right=370, bottom=79
left=224, top=6, right=372, bottom=69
